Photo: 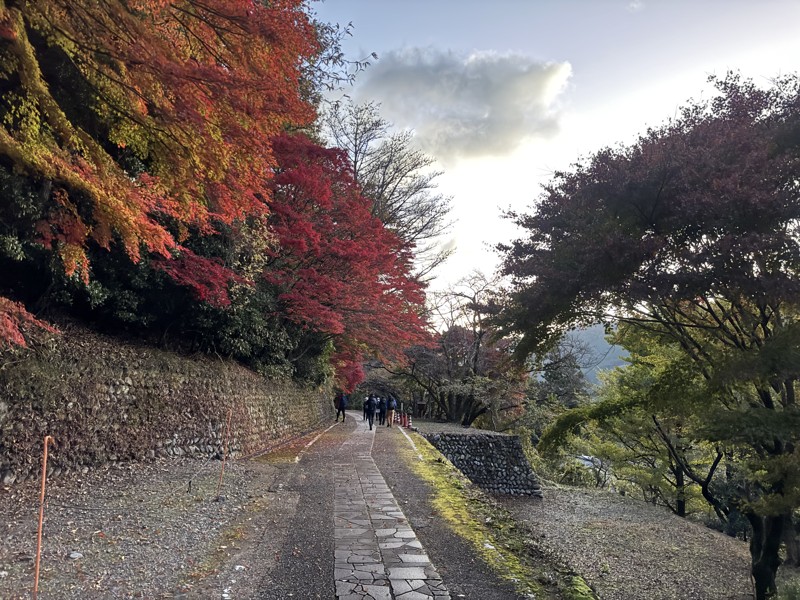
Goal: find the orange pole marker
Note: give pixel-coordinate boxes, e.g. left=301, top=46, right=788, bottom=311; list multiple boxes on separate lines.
left=33, top=435, right=54, bottom=600
left=216, top=408, right=233, bottom=499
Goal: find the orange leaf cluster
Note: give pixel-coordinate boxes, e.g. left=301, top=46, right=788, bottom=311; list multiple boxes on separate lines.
left=0, top=0, right=317, bottom=275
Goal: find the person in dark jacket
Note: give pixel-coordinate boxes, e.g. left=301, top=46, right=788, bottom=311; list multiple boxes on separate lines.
left=386, top=395, right=397, bottom=427
left=378, top=396, right=388, bottom=426
left=335, top=391, right=348, bottom=422
left=365, top=394, right=377, bottom=430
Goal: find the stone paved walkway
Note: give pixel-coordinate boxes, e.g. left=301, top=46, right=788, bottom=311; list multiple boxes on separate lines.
left=333, top=413, right=451, bottom=600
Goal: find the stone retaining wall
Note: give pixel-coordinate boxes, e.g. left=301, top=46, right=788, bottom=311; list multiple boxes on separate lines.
left=0, top=327, right=332, bottom=485
left=423, top=432, right=543, bottom=497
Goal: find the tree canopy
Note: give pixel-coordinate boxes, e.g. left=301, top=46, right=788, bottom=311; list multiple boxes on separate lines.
left=321, top=100, right=453, bottom=278
left=0, top=0, right=318, bottom=341
left=0, top=1, right=429, bottom=392
left=497, top=73, right=800, bottom=599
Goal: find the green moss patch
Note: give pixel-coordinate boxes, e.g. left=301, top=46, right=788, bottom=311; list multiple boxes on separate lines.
left=404, top=432, right=597, bottom=599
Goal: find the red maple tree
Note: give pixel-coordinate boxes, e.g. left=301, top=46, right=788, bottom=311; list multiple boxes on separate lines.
left=266, top=133, right=430, bottom=388
left=152, top=247, right=248, bottom=309
left=0, top=298, right=57, bottom=349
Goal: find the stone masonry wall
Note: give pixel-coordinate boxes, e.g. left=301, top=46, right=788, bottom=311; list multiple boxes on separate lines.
left=424, top=432, right=543, bottom=497
left=0, top=327, right=332, bottom=485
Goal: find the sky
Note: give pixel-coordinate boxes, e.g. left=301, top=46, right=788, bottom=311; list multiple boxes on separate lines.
left=312, top=0, right=800, bottom=290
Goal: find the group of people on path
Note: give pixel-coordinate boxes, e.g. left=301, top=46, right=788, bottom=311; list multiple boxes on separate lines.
left=334, top=391, right=397, bottom=431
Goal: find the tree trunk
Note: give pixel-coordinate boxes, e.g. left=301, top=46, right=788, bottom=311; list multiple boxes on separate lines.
left=747, top=513, right=783, bottom=600
left=462, top=404, right=487, bottom=428
left=675, top=468, right=686, bottom=518
left=784, top=515, right=800, bottom=567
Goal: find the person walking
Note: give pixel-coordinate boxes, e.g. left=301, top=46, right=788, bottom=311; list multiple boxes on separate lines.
left=365, top=394, right=377, bottom=430
left=362, top=395, right=369, bottom=421
left=378, top=396, right=387, bottom=426
left=386, top=395, right=397, bottom=427
left=335, top=391, right=348, bottom=422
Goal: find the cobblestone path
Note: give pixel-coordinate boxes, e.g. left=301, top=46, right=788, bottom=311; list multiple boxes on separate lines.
left=334, top=413, right=451, bottom=600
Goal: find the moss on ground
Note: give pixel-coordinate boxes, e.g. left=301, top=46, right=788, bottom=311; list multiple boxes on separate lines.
left=564, top=575, right=596, bottom=600
left=404, top=432, right=597, bottom=599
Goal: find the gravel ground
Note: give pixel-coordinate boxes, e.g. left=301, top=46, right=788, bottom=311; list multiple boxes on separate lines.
left=0, top=440, right=311, bottom=600
left=412, top=420, right=495, bottom=436
left=501, top=486, right=754, bottom=600
left=412, top=420, right=763, bottom=599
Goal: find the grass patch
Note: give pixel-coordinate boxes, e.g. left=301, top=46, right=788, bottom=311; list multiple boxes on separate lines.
left=404, top=432, right=597, bottom=599
left=564, top=575, right=596, bottom=600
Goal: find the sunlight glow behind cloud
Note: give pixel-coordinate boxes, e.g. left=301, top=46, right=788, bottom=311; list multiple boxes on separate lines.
left=354, top=47, right=572, bottom=164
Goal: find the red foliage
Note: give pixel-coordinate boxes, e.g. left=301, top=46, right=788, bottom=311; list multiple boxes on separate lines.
left=152, top=247, right=248, bottom=308
left=332, top=347, right=366, bottom=393
left=0, top=297, right=57, bottom=349
left=266, top=133, right=430, bottom=387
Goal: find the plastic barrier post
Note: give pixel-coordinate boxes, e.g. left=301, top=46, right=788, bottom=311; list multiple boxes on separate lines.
left=33, top=435, right=54, bottom=600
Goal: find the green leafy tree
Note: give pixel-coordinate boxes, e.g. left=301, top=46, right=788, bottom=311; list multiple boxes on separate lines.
left=542, top=326, right=739, bottom=522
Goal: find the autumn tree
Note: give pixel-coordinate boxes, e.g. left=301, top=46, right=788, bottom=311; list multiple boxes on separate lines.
left=265, top=132, right=429, bottom=390
left=66, top=132, right=432, bottom=386
left=496, top=74, right=800, bottom=599
left=0, top=0, right=320, bottom=345
left=390, top=272, right=525, bottom=426
left=321, top=100, right=452, bottom=278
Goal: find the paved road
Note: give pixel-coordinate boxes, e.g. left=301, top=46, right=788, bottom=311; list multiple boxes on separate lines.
left=334, top=415, right=449, bottom=599
left=252, top=411, right=525, bottom=600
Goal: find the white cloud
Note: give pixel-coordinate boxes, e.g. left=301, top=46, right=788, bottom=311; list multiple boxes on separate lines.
left=627, top=0, right=644, bottom=12
left=353, top=47, right=572, bottom=164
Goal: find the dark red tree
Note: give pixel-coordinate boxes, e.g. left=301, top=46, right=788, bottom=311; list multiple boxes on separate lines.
left=497, top=74, right=800, bottom=599
left=266, top=133, right=429, bottom=389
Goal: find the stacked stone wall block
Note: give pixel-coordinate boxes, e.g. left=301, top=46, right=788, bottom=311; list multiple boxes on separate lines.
left=0, top=329, right=333, bottom=484
left=424, top=432, right=543, bottom=497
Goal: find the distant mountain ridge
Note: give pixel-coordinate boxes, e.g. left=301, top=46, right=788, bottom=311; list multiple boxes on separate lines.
left=573, top=324, right=627, bottom=384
